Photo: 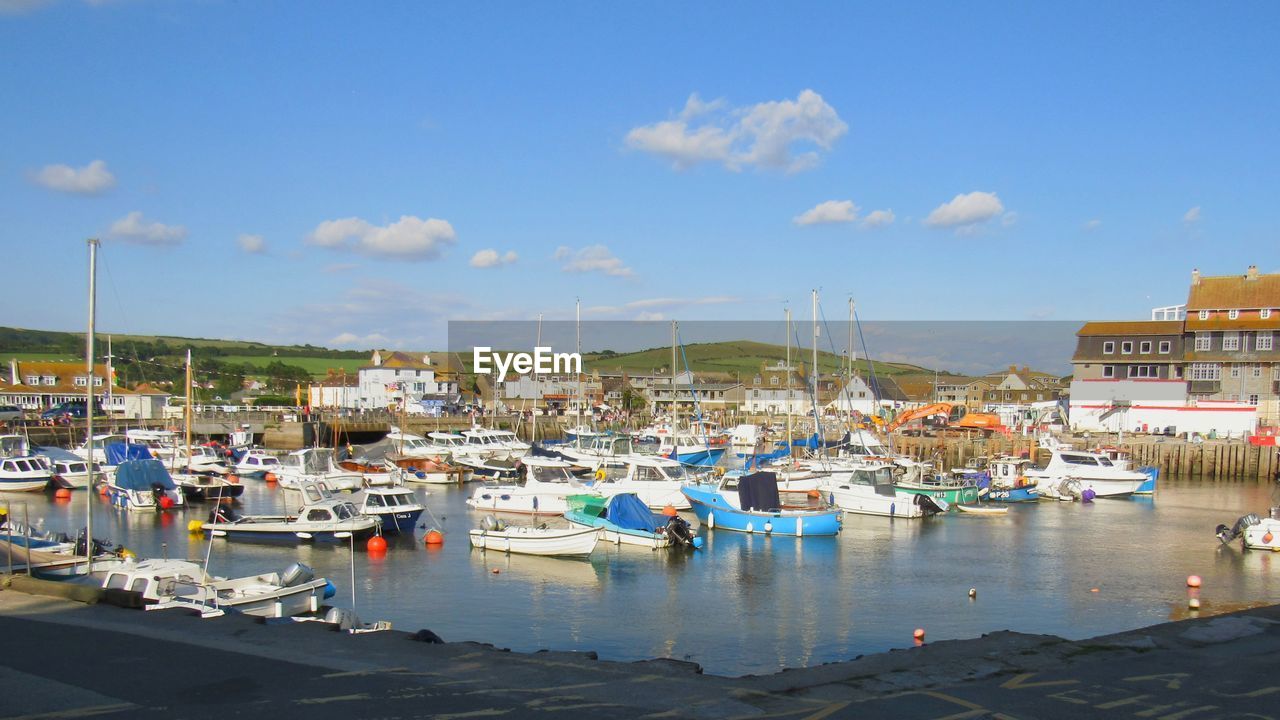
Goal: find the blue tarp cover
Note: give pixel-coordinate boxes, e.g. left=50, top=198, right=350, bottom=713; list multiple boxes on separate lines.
left=113, top=459, right=176, bottom=491
left=604, top=493, right=661, bottom=533
left=105, top=442, right=153, bottom=465
left=737, top=471, right=781, bottom=512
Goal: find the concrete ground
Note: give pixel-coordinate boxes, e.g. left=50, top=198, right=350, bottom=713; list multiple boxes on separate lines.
left=1, top=586, right=1278, bottom=719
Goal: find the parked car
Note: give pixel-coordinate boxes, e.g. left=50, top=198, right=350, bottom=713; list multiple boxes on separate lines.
left=39, top=400, right=107, bottom=422
left=0, top=405, right=23, bottom=424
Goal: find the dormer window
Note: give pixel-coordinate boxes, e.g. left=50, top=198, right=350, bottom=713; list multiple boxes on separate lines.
left=42, top=376, right=56, bottom=385
left=94, top=377, right=103, bottom=386
left=1262, top=309, right=1273, bottom=319
left=1228, top=309, right=1239, bottom=320
left=25, top=376, right=39, bottom=385
left=1121, top=341, right=1133, bottom=354
left=1199, top=310, right=1209, bottom=320
left=770, top=376, right=779, bottom=386
left=74, top=377, right=88, bottom=387
left=1139, top=341, right=1152, bottom=354
left=1102, top=341, right=1115, bottom=354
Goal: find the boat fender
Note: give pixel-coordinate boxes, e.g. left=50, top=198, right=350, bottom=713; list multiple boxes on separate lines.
left=763, top=521, right=772, bottom=534
left=322, top=580, right=336, bottom=599
left=707, top=511, right=714, bottom=529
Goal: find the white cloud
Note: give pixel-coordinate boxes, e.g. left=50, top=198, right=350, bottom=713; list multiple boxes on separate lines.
left=469, top=249, right=518, bottom=268
left=306, top=215, right=456, bottom=260
left=861, top=209, right=895, bottom=229
left=1001, top=211, right=1018, bottom=227
left=626, top=89, right=847, bottom=173
left=108, top=211, right=187, bottom=246
left=794, top=200, right=858, bottom=226
left=635, top=311, right=665, bottom=321
left=584, top=295, right=739, bottom=316
left=237, top=234, right=265, bottom=254
left=1083, top=219, right=1102, bottom=231
left=32, top=159, right=116, bottom=195
left=555, top=244, right=633, bottom=277
left=924, top=191, right=1005, bottom=229
left=329, top=331, right=389, bottom=348
left=1183, top=206, right=1201, bottom=223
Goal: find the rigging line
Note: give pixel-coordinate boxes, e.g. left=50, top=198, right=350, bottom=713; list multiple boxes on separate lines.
left=815, top=303, right=861, bottom=450
left=673, top=328, right=711, bottom=460
left=852, top=308, right=892, bottom=454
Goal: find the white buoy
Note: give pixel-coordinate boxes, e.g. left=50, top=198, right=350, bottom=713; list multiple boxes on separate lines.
left=707, top=511, right=714, bottom=529
left=797, top=516, right=803, bottom=537
left=746, top=522, right=754, bottom=533
left=764, top=521, right=773, bottom=534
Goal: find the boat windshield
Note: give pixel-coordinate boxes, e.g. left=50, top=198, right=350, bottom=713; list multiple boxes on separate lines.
left=531, top=465, right=575, bottom=483
left=852, top=467, right=893, bottom=485
left=663, top=464, right=690, bottom=481
left=1097, top=457, right=1113, bottom=467
left=334, top=502, right=357, bottom=520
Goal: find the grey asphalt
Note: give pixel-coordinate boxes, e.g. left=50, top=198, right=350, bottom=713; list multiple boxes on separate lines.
left=2, top=587, right=1278, bottom=720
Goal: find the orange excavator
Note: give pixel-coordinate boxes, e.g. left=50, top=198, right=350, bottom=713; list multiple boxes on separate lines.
left=885, top=403, right=1003, bottom=434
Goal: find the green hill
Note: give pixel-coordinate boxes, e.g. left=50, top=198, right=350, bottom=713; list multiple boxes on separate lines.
left=583, top=340, right=928, bottom=379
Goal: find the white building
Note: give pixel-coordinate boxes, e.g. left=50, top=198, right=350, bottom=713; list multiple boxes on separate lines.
left=1068, top=378, right=1257, bottom=437
left=824, top=375, right=879, bottom=415
left=357, top=351, right=458, bottom=411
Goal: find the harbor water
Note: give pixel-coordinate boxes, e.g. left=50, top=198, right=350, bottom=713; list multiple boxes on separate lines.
left=9, top=476, right=1280, bottom=677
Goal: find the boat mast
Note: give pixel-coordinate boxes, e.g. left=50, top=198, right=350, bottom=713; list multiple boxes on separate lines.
left=83, top=238, right=98, bottom=570
left=812, top=289, right=819, bottom=459
left=185, top=349, right=193, bottom=473
left=670, top=320, right=677, bottom=429
left=785, top=308, right=792, bottom=459
left=575, top=299, right=582, bottom=441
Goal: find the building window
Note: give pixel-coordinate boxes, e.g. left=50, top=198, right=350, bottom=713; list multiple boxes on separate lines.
left=1189, top=362, right=1221, bottom=380
left=25, top=376, right=39, bottom=385
left=1121, top=341, right=1133, bottom=354
left=1139, top=341, right=1152, bottom=354
left=1194, top=333, right=1210, bottom=351
left=770, top=377, right=779, bottom=385
left=1249, top=394, right=1260, bottom=405
left=1159, top=341, right=1171, bottom=354
left=1102, top=341, right=1115, bottom=354
left=42, top=376, right=55, bottom=385
left=1258, top=332, right=1273, bottom=351
left=1262, top=309, right=1273, bottom=319
left=1127, top=365, right=1158, bottom=378
left=1252, top=364, right=1262, bottom=378
left=1230, top=364, right=1241, bottom=378
left=93, top=377, right=102, bottom=386
left=1199, top=310, right=1209, bottom=320
left=1222, top=332, right=1240, bottom=351
left=73, top=377, right=87, bottom=387
left=1228, top=309, right=1239, bottom=320
left=1102, top=366, right=1114, bottom=378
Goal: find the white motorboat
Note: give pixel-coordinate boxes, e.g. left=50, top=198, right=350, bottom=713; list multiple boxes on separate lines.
left=234, top=448, right=281, bottom=477
left=466, top=456, right=596, bottom=515
left=594, top=455, right=693, bottom=510
left=354, top=485, right=425, bottom=534
left=204, top=481, right=379, bottom=543
left=169, top=445, right=231, bottom=475
left=276, top=448, right=364, bottom=493
left=426, top=432, right=474, bottom=461
left=1024, top=448, right=1147, bottom=499
left=469, top=517, right=600, bottom=556
left=460, top=428, right=530, bottom=462
left=171, top=471, right=245, bottom=502
left=124, top=429, right=179, bottom=463
left=37, top=446, right=108, bottom=489
left=554, top=435, right=634, bottom=473
left=97, top=558, right=330, bottom=617
left=0, top=435, right=52, bottom=492
left=383, top=428, right=451, bottom=460
left=71, top=433, right=125, bottom=465
left=820, top=462, right=945, bottom=518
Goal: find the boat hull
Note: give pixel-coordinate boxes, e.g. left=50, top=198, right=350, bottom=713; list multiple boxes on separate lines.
left=823, top=484, right=930, bottom=518
left=468, top=526, right=600, bottom=556
left=1242, top=518, right=1280, bottom=551
left=564, top=511, right=671, bottom=549
left=205, top=518, right=379, bottom=543
left=896, top=483, right=979, bottom=505
left=368, top=508, right=423, bottom=534
left=980, top=486, right=1040, bottom=503
left=681, top=486, right=841, bottom=536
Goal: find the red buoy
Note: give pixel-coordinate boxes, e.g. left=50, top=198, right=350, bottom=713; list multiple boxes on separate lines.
left=366, top=535, right=388, bottom=553
left=158, top=496, right=175, bottom=510
left=54, top=488, right=72, bottom=500
left=913, top=628, right=926, bottom=640
left=1186, top=575, right=1202, bottom=588
left=425, top=529, right=444, bottom=545
left=264, top=472, right=277, bottom=483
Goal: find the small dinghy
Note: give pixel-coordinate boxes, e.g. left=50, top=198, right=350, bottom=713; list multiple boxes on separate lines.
left=469, top=516, right=600, bottom=556
left=956, top=503, right=1009, bottom=516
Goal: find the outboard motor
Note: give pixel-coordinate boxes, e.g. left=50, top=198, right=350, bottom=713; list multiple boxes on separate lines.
left=914, top=494, right=948, bottom=516
left=1216, top=513, right=1260, bottom=544
left=280, top=562, right=315, bottom=587
left=208, top=504, right=241, bottom=524
left=664, top=515, right=696, bottom=548
left=479, top=515, right=505, bottom=532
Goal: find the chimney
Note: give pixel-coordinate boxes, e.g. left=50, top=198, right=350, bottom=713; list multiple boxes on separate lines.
left=9, top=359, right=17, bottom=385
left=1191, top=268, right=1200, bottom=286
left=1246, top=265, right=1259, bottom=281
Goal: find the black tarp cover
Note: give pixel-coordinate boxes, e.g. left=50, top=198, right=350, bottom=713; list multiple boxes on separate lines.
left=736, top=471, right=781, bottom=511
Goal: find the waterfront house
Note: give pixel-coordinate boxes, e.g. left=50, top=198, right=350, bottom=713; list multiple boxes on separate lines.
left=0, top=359, right=169, bottom=419
left=358, top=351, right=459, bottom=412
left=1184, top=266, right=1279, bottom=424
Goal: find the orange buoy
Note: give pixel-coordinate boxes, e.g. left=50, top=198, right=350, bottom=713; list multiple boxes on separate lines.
left=808, top=490, right=821, bottom=499
left=662, top=505, right=678, bottom=517
left=425, top=529, right=444, bottom=545
left=366, top=535, right=388, bottom=553
left=227, top=474, right=240, bottom=484
left=1263, top=531, right=1274, bottom=544
left=912, top=628, right=925, bottom=641
left=97, top=484, right=108, bottom=496
left=54, top=488, right=72, bottom=500
left=264, top=472, right=277, bottom=483
left=1186, top=575, right=1202, bottom=588
left=491, top=568, right=500, bottom=574
left=1090, top=587, right=1100, bottom=593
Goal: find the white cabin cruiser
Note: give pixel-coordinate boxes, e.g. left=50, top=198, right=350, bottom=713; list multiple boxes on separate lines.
left=72, top=433, right=125, bottom=465
left=234, top=448, right=281, bottom=477
left=37, top=446, right=109, bottom=489
left=555, top=435, right=635, bottom=472
left=383, top=429, right=450, bottom=460
left=276, top=448, right=364, bottom=493
left=0, top=436, right=53, bottom=492
left=466, top=456, right=596, bottom=515
left=820, top=461, right=946, bottom=518
left=594, top=455, right=693, bottom=510
left=98, top=558, right=330, bottom=618
left=205, top=480, right=379, bottom=543
left=1024, top=448, right=1147, bottom=499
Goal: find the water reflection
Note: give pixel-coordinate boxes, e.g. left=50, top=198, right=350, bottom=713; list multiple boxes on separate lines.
left=6, top=475, right=1280, bottom=676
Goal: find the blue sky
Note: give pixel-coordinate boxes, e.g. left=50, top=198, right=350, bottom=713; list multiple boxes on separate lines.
left=1, top=1, right=1276, bottom=353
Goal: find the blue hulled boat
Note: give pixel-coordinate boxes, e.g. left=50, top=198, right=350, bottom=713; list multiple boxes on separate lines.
left=681, top=472, right=841, bottom=537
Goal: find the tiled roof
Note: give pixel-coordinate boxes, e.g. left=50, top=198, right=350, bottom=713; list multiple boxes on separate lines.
left=1187, top=272, right=1280, bottom=310
left=1076, top=321, right=1184, bottom=336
